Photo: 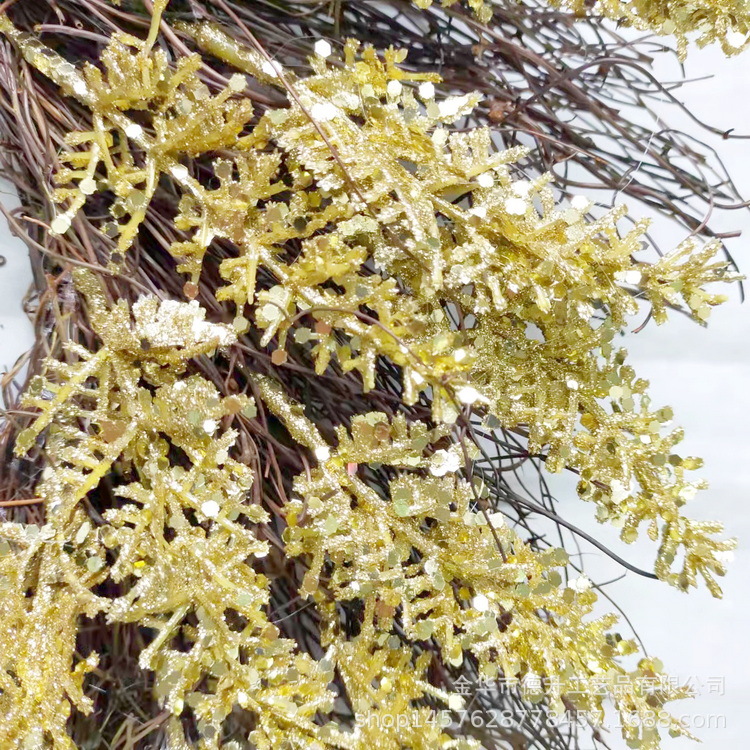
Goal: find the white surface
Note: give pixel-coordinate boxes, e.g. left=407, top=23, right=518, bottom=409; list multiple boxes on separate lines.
left=0, top=183, right=33, bottom=393
left=0, top=37, right=747, bottom=750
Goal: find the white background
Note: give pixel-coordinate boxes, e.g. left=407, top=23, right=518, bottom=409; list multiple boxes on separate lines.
left=0, top=36, right=748, bottom=750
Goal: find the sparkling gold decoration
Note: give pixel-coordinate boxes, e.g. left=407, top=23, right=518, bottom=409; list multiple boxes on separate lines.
left=0, top=3, right=737, bottom=748
left=406, top=0, right=750, bottom=58
left=412, top=0, right=493, bottom=24
left=556, top=0, right=750, bottom=57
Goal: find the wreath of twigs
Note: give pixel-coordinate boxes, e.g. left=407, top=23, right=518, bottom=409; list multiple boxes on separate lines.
left=0, top=1, right=746, bottom=748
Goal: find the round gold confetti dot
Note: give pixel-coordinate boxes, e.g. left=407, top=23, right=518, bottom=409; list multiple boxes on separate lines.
left=271, top=349, right=288, bottom=365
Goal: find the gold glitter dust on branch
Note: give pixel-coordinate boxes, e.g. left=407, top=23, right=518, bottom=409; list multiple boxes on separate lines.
left=0, top=0, right=744, bottom=749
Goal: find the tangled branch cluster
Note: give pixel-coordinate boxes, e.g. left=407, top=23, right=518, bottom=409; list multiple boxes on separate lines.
left=0, top=1, right=743, bottom=748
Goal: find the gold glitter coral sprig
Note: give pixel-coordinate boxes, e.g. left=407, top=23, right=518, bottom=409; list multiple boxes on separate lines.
left=0, top=4, right=739, bottom=748
left=404, top=0, right=750, bottom=58
left=1, top=0, right=737, bottom=595
left=4, top=273, right=348, bottom=750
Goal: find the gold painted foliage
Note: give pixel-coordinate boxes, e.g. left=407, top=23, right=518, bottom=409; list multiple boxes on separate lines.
left=3, top=274, right=345, bottom=749
left=557, top=0, right=750, bottom=58
left=0, top=5, right=738, bottom=749
left=412, top=0, right=493, bottom=24
left=274, top=403, right=693, bottom=746
left=12, top=12, right=734, bottom=595
left=405, top=0, right=750, bottom=58
left=2, top=283, right=694, bottom=749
